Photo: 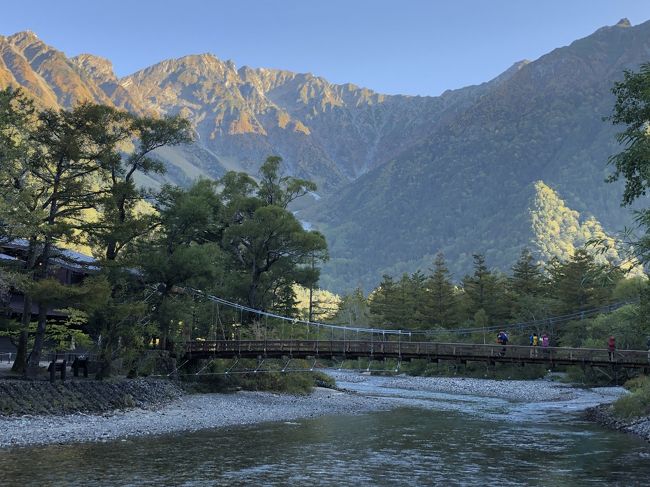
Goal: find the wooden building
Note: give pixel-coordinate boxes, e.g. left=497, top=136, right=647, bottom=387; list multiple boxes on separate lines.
left=0, top=239, right=98, bottom=319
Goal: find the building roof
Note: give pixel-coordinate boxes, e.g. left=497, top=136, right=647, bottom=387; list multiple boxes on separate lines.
left=1, top=239, right=99, bottom=272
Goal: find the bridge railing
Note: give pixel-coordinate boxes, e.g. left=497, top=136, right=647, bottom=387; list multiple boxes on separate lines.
left=186, top=340, right=650, bottom=365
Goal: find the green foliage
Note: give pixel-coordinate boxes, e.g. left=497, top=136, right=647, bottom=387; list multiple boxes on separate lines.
left=220, top=158, right=328, bottom=310
left=563, top=366, right=616, bottom=386
left=331, top=287, right=370, bottom=327
left=461, top=254, right=510, bottom=324
left=181, top=358, right=329, bottom=394
left=426, top=252, right=458, bottom=327
left=44, top=323, right=93, bottom=351
left=548, top=249, right=620, bottom=314
left=608, top=62, right=650, bottom=206
left=613, top=376, right=650, bottom=419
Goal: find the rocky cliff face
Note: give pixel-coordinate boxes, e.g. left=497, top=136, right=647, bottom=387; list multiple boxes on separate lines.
left=0, top=31, right=504, bottom=190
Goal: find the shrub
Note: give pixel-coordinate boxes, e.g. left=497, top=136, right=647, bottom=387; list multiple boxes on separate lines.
left=612, top=376, right=650, bottom=419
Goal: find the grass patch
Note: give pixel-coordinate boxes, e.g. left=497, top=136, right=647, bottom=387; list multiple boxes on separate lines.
left=612, top=376, right=650, bottom=419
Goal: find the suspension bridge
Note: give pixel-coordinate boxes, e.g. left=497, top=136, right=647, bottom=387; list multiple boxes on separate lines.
left=182, top=290, right=650, bottom=371
left=185, top=340, right=649, bottom=369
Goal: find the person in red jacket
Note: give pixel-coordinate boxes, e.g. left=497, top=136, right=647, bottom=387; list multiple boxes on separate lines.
left=608, top=336, right=616, bottom=361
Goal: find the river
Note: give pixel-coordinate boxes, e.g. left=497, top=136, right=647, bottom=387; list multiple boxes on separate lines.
left=1, top=374, right=649, bottom=486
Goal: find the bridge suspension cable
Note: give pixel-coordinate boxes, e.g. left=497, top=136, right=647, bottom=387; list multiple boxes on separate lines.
left=186, top=288, right=638, bottom=338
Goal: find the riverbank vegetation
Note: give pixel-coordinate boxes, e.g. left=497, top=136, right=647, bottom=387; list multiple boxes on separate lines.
left=612, top=375, right=650, bottom=419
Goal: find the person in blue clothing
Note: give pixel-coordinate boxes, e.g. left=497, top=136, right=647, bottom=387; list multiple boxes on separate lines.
left=497, top=331, right=508, bottom=356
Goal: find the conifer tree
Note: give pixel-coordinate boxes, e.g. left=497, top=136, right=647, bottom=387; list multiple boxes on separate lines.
left=549, top=248, right=615, bottom=313
left=510, top=248, right=544, bottom=297
left=426, top=252, right=457, bottom=327
left=369, top=274, right=398, bottom=326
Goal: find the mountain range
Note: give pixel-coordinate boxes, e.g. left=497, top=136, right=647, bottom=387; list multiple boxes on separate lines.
left=1, top=19, right=648, bottom=292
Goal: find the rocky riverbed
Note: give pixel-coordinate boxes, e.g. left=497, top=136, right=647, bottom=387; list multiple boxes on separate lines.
left=0, top=371, right=627, bottom=448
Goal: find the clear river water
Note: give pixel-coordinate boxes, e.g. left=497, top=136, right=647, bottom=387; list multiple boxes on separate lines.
left=1, top=375, right=650, bottom=486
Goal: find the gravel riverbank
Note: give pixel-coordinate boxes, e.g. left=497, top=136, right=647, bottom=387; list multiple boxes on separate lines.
left=327, top=370, right=582, bottom=402
left=0, top=387, right=397, bottom=448
left=0, top=371, right=626, bottom=448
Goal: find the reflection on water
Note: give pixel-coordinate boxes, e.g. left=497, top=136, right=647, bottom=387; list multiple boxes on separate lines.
left=1, top=377, right=649, bottom=486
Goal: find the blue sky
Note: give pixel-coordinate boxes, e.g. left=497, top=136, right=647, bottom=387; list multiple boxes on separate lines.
left=3, top=0, right=650, bottom=96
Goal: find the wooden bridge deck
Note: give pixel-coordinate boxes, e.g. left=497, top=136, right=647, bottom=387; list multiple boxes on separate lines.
left=186, top=340, right=650, bottom=369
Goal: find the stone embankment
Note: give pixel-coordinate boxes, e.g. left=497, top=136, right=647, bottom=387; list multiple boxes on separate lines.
left=585, top=404, right=650, bottom=442
left=0, top=378, right=182, bottom=416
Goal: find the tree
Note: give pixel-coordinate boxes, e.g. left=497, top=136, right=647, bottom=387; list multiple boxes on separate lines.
left=0, top=99, right=192, bottom=376
left=608, top=62, right=650, bottom=206
left=426, top=252, right=457, bottom=327
left=548, top=249, right=617, bottom=314
left=507, top=248, right=556, bottom=323
left=84, top=110, right=192, bottom=377
left=607, top=63, right=650, bottom=273
left=369, top=275, right=399, bottom=326
left=0, top=87, right=40, bottom=372
left=461, top=253, right=510, bottom=324
left=22, top=104, right=153, bottom=376
left=140, top=180, right=226, bottom=350
left=257, top=156, right=316, bottom=209
left=509, top=248, right=544, bottom=297
left=87, top=112, right=192, bottom=262
left=220, top=158, right=327, bottom=311
left=332, top=287, right=370, bottom=328
left=1, top=101, right=131, bottom=375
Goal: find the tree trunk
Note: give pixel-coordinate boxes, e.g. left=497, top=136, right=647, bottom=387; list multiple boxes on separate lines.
left=96, top=340, right=113, bottom=380
left=26, top=238, right=52, bottom=378
left=12, top=238, right=39, bottom=373
left=11, top=294, right=32, bottom=373
left=26, top=304, right=48, bottom=377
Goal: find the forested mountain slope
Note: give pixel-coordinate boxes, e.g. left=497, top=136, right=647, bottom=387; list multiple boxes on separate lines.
left=306, top=19, right=650, bottom=291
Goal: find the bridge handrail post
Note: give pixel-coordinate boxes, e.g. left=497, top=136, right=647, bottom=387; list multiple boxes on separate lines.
left=398, top=330, right=401, bottom=359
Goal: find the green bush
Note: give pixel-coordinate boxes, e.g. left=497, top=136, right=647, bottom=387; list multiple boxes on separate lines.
left=623, top=375, right=650, bottom=392
left=613, top=376, right=650, bottom=419
left=180, top=358, right=334, bottom=394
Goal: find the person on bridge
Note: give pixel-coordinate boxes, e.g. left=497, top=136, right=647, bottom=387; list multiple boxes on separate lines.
left=608, top=336, right=616, bottom=361
left=541, top=334, right=549, bottom=348
left=529, top=333, right=538, bottom=358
